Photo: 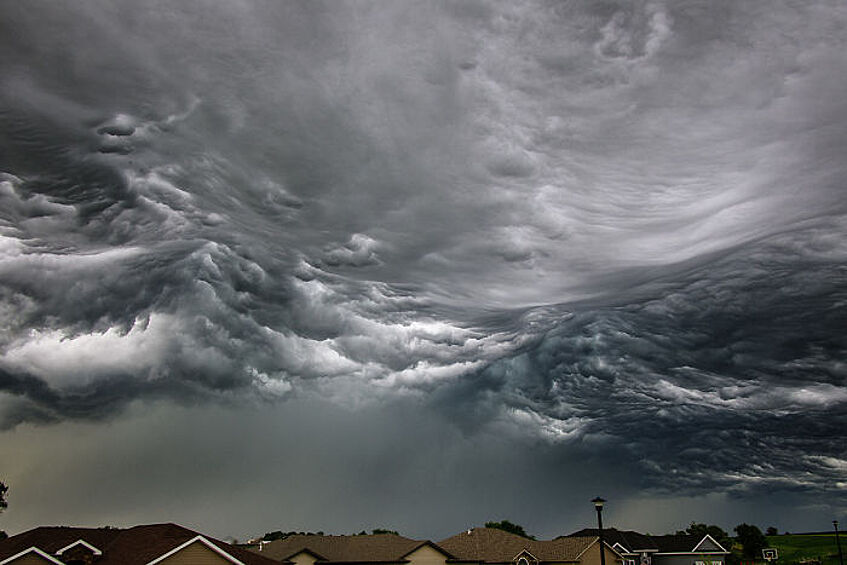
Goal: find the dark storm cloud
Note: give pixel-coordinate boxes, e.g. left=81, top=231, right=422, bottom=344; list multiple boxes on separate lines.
left=439, top=224, right=847, bottom=498
left=1, top=0, right=847, bottom=532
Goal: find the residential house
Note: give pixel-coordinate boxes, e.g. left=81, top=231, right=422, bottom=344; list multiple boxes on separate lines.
left=0, top=523, right=279, bottom=565
left=251, top=533, right=466, bottom=565
left=438, top=527, right=622, bottom=565
left=565, top=529, right=729, bottom=565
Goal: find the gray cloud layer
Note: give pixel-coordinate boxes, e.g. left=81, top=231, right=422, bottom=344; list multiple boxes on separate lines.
left=1, top=0, right=846, bottom=532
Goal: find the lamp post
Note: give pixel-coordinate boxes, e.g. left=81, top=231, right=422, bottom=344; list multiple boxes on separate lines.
left=835, top=520, right=844, bottom=565
left=593, top=497, right=606, bottom=565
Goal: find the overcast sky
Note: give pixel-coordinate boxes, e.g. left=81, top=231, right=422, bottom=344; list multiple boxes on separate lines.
left=1, top=0, right=846, bottom=543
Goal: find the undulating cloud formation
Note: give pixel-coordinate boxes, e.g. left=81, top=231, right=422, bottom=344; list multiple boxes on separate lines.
left=1, top=0, right=846, bottom=538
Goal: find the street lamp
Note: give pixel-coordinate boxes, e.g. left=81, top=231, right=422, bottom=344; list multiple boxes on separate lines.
left=593, top=498, right=606, bottom=565
left=835, top=520, right=844, bottom=565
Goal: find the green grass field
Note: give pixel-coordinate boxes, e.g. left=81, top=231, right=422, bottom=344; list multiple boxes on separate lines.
left=764, top=534, right=844, bottom=565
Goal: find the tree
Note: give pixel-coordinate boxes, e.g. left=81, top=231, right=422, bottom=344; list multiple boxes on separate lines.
left=0, top=480, right=7, bottom=540
left=734, top=524, right=768, bottom=560
left=485, top=520, right=535, bottom=540
left=765, top=527, right=777, bottom=537
left=262, top=530, right=322, bottom=541
left=372, top=529, right=399, bottom=535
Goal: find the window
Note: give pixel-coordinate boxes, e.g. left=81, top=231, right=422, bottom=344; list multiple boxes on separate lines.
left=518, top=557, right=530, bottom=565
left=695, top=560, right=707, bottom=565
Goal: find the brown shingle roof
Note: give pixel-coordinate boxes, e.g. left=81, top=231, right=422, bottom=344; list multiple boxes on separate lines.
left=0, top=523, right=278, bottom=565
left=438, top=528, right=597, bottom=564
left=255, top=534, right=440, bottom=563
left=0, top=526, right=123, bottom=561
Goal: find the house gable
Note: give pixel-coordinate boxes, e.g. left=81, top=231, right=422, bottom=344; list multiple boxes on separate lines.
left=287, top=549, right=324, bottom=565
left=403, top=544, right=454, bottom=565
left=690, top=536, right=726, bottom=555
left=513, top=549, right=539, bottom=565
left=0, top=547, right=64, bottom=565
left=146, top=536, right=246, bottom=565
left=56, top=539, right=103, bottom=564
left=56, top=540, right=103, bottom=558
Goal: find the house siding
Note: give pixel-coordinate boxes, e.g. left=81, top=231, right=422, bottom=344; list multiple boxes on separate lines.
left=580, top=544, right=622, bottom=565
left=155, top=542, right=234, bottom=565
left=289, top=552, right=319, bottom=565
left=406, top=545, right=450, bottom=565
left=655, top=555, right=723, bottom=565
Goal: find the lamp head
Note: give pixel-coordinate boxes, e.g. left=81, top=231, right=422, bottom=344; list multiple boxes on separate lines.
left=592, top=497, right=606, bottom=510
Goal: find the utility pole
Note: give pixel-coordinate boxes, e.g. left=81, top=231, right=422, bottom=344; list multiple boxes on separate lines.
left=593, top=498, right=606, bottom=565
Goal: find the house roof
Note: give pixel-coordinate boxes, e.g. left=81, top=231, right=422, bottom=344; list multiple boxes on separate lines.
left=566, top=530, right=657, bottom=553
left=564, top=530, right=726, bottom=555
left=649, top=536, right=703, bottom=554
left=0, top=523, right=278, bottom=565
left=652, top=535, right=727, bottom=554
left=438, top=528, right=598, bottom=564
left=255, top=534, right=446, bottom=563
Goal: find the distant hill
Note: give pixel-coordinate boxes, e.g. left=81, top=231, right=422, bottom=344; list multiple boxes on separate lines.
left=779, top=533, right=843, bottom=537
